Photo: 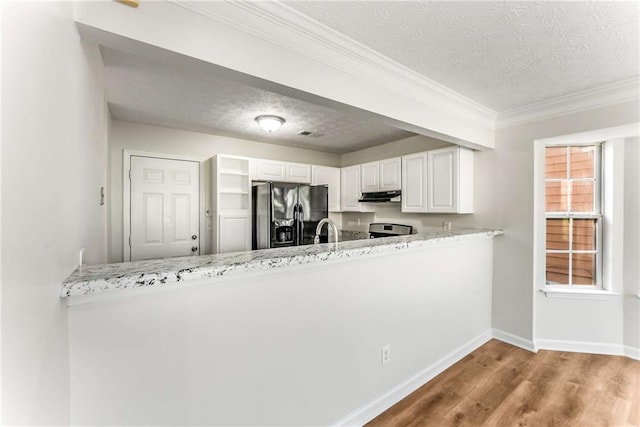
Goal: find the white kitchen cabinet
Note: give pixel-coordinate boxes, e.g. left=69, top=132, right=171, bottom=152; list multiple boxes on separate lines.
left=218, top=214, right=251, bottom=253
left=341, top=165, right=375, bottom=212
left=360, top=157, right=401, bottom=192
left=401, top=147, right=473, bottom=213
left=311, top=165, right=341, bottom=212
left=285, top=162, right=311, bottom=184
left=427, top=146, right=474, bottom=213
left=401, top=152, right=428, bottom=213
left=255, top=159, right=311, bottom=183
left=212, top=154, right=252, bottom=253
left=360, top=161, right=379, bottom=193
left=255, top=159, right=286, bottom=181
left=379, top=157, right=402, bottom=191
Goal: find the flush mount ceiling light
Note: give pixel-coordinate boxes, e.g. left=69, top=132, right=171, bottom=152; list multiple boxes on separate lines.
left=255, top=115, right=285, bottom=132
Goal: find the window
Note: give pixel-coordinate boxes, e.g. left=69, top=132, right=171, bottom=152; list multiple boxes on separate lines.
left=544, top=144, right=602, bottom=288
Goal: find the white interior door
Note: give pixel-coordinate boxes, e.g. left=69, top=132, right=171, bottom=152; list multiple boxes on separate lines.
left=130, top=156, right=200, bottom=261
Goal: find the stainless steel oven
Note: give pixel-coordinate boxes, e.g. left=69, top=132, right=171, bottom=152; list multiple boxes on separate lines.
left=368, top=223, right=413, bottom=238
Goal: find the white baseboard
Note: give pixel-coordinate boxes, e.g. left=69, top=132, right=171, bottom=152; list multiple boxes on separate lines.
left=624, top=345, right=640, bottom=361
left=332, top=329, right=493, bottom=427
left=491, top=328, right=536, bottom=353
left=536, top=338, right=625, bottom=356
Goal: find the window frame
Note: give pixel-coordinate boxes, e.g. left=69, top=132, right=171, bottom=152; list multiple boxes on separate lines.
left=543, top=142, right=603, bottom=290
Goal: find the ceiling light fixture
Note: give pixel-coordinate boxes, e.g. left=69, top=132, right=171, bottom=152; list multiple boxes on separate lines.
left=255, top=115, right=285, bottom=132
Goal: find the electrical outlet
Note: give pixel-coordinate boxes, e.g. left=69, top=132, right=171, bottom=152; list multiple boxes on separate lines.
left=381, top=345, right=391, bottom=365
left=79, top=248, right=85, bottom=267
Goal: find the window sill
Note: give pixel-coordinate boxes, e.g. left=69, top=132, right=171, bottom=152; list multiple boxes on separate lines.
left=540, top=288, right=621, bottom=301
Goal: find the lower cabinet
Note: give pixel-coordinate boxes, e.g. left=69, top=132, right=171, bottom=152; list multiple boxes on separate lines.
left=217, top=214, right=251, bottom=253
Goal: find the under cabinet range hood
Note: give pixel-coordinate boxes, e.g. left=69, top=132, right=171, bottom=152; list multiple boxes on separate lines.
left=359, top=190, right=402, bottom=203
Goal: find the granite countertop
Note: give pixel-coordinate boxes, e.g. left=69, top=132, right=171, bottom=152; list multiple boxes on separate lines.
left=61, top=228, right=502, bottom=298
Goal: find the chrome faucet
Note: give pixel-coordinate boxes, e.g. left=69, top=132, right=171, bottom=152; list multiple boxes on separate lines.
left=314, top=218, right=338, bottom=245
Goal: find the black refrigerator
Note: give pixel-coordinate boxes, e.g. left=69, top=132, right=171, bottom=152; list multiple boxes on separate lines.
left=252, top=182, right=329, bottom=249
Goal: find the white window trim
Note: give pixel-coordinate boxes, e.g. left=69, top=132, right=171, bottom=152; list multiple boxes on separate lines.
left=543, top=142, right=603, bottom=289
left=539, top=288, right=620, bottom=301
left=533, top=123, right=638, bottom=297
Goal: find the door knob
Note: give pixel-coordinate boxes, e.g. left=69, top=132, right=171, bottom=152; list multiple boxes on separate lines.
left=191, top=246, right=198, bottom=252
left=192, top=235, right=197, bottom=240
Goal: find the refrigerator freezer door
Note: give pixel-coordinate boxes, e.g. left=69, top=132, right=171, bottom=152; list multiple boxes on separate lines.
left=298, top=185, right=329, bottom=245
left=271, top=182, right=299, bottom=247
left=272, top=182, right=298, bottom=221
left=254, top=183, right=271, bottom=249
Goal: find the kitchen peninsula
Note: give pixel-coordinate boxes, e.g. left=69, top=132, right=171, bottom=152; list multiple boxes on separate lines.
left=66, top=228, right=502, bottom=425
left=62, top=228, right=501, bottom=300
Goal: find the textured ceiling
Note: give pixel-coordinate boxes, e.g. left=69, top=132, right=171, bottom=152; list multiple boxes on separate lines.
left=102, top=47, right=414, bottom=154
left=284, top=1, right=640, bottom=111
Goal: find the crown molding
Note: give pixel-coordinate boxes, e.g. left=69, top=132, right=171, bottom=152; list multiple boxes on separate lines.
left=169, top=0, right=497, bottom=129
left=496, top=77, right=640, bottom=129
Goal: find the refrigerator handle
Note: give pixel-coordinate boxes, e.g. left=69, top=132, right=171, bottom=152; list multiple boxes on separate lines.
left=298, top=203, right=304, bottom=245
left=292, top=204, right=298, bottom=245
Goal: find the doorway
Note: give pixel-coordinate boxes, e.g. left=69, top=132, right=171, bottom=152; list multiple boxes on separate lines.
left=124, top=151, right=205, bottom=261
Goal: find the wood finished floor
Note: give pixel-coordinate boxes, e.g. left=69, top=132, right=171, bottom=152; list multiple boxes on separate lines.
left=367, top=339, right=640, bottom=427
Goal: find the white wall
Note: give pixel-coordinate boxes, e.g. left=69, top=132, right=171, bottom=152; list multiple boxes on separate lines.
left=340, top=134, right=452, bottom=167
left=1, top=2, right=108, bottom=424
left=492, top=101, right=639, bottom=346
left=623, top=138, right=640, bottom=351
left=109, top=120, right=341, bottom=262
left=69, top=238, right=493, bottom=425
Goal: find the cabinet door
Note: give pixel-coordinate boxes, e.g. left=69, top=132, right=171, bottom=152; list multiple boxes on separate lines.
left=218, top=214, right=250, bottom=253
left=401, top=152, right=428, bottom=213
left=311, top=165, right=340, bottom=212
left=360, top=161, right=379, bottom=192
left=341, top=165, right=362, bottom=211
left=379, top=157, right=402, bottom=191
left=342, top=165, right=374, bottom=212
left=256, top=159, right=286, bottom=181
left=428, top=147, right=457, bottom=213
left=285, top=162, right=312, bottom=184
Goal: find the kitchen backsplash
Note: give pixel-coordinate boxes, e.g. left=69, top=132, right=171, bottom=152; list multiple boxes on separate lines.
left=341, top=205, right=477, bottom=234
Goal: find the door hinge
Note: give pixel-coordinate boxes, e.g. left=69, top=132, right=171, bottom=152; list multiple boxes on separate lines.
left=128, top=169, right=132, bottom=180
left=128, top=236, right=131, bottom=247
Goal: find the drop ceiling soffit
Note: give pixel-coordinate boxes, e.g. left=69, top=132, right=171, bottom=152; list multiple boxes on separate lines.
left=168, top=0, right=498, bottom=129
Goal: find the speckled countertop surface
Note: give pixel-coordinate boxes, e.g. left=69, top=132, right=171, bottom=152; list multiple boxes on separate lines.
left=61, top=229, right=502, bottom=298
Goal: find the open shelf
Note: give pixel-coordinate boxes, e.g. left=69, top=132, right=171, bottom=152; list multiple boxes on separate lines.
left=219, top=193, right=249, bottom=210
left=219, top=157, right=250, bottom=175
left=219, top=173, right=249, bottom=193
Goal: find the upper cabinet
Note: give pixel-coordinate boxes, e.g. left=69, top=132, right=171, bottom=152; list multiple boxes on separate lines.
left=360, top=157, right=401, bottom=192
left=285, top=162, right=312, bottom=184
left=360, top=161, right=380, bottom=193
left=341, top=165, right=375, bottom=212
left=311, top=165, right=341, bottom=212
left=427, top=146, right=473, bottom=213
left=401, top=152, right=428, bottom=213
left=255, top=159, right=286, bottom=181
left=255, top=159, right=311, bottom=183
left=401, top=147, right=474, bottom=214
left=379, top=157, right=402, bottom=191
